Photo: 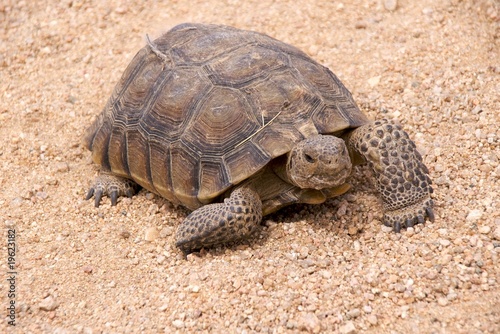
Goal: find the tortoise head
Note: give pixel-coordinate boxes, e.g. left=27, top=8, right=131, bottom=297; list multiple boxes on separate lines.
left=286, top=135, right=352, bottom=190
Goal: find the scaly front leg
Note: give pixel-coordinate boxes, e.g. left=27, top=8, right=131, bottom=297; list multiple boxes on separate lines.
left=175, top=186, right=262, bottom=253
left=347, top=119, right=435, bottom=232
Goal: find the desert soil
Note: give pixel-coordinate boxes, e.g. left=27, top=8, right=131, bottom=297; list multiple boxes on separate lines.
left=1, top=0, right=499, bottom=333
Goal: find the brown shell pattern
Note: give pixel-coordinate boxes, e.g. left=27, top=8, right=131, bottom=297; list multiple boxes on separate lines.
left=84, top=23, right=369, bottom=210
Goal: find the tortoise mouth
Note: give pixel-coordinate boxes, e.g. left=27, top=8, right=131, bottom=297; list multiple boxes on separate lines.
left=292, top=160, right=352, bottom=190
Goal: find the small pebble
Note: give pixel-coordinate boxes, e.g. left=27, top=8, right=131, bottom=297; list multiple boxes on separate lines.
left=439, top=254, right=453, bottom=265
left=348, top=226, right=359, bottom=236
left=439, top=239, right=451, bottom=247
left=55, top=162, right=70, bottom=173
left=172, top=319, right=184, bottom=329
left=422, top=7, right=433, bottom=15
left=438, top=228, right=448, bottom=236
left=466, top=209, right=483, bottom=222
left=115, top=7, right=127, bottom=14
left=339, top=321, right=356, bottom=334
left=39, top=295, right=59, bottom=311
left=10, top=197, right=23, bottom=207
left=83, top=266, right=93, bottom=274
left=381, top=225, right=393, bottom=233
left=367, top=314, right=378, bottom=325
left=438, top=297, right=449, bottom=306
left=160, top=226, right=174, bottom=237
left=347, top=308, right=361, bottom=318
left=36, top=191, right=48, bottom=200
left=354, top=21, right=367, bottom=29
left=297, top=312, right=321, bottom=333
left=144, top=227, right=159, bottom=241
left=119, top=227, right=131, bottom=239
left=384, top=0, right=397, bottom=11
left=493, top=227, right=500, bottom=241
left=320, top=270, right=332, bottom=279
left=368, top=76, right=381, bottom=87
left=478, top=226, right=491, bottom=234
left=471, top=105, right=482, bottom=114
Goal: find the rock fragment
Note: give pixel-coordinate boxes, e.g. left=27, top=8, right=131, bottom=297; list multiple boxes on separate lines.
left=466, top=209, right=483, bottom=222
left=298, top=312, right=321, bottom=333
left=145, top=227, right=159, bottom=241
left=39, top=295, right=59, bottom=311
left=384, top=0, right=398, bottom=11
left=339, top=321, right=356, bottom=334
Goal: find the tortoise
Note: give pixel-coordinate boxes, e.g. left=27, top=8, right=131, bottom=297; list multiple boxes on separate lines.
left=84, top=23, right=434, bottom=253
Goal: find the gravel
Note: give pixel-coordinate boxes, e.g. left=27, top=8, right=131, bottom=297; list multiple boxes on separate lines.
left=0, top=0, right=499, bottom=333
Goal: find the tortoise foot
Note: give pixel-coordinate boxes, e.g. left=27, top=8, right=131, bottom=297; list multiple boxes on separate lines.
left=383, top=198, right=435, bottom=232
left=175, top=186, right=262, bottom=253
left=85, top=172, right=138, bottom=207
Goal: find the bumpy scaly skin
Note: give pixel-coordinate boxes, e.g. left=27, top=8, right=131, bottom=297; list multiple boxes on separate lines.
left=348, top=119, right=434, bottom=232
left=286, top=135, right=352, bottom=190
left=86, top=172, right=138, bottom=207
left=175, top=187, right=262, bottom=253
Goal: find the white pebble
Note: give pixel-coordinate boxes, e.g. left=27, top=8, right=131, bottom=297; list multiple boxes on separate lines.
left=144, top=227, right=159, bottom=241
left=39, top=295, right=59, bottom=311
left=297, top=312, right=321, bottom=333
left=368, top=76, right=381, bottom=87
left=466, top=209, right=483, bottom=222
left=437, top=297, right=449, bottom=306
left=384, top=0, right=397, bottom=11
left=367, top=314, right=378, bottom=325
left=439, top=239, right=451, bottom=247
left=493, top=227, right=500, bottom=241
left=478, top=226, right=491, bottom=234
left=339, top=321, right=356, bottom=334
left=381, top=225, right=393, bottom=233
left=320, top=270, right=332, bottom=279
left=347, top=308, right=361, bottom=318
left=437, top=228, right=448, bottom=236
left=172, top=319, right=184, bottom=329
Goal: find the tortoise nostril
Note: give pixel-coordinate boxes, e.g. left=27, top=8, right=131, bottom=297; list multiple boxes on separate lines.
left=304, top=153, right=315, bottom=163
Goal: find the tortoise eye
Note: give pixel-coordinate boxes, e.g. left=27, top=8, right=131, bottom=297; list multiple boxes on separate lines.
left=304, top=153, right=315, bottom=163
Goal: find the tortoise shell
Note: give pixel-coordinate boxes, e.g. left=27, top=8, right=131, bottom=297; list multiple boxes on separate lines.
left=84, top=23, right=369, bottom=210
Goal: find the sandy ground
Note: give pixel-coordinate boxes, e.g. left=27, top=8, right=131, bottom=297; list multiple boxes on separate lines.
left=1, top=0, right=499, bottom=333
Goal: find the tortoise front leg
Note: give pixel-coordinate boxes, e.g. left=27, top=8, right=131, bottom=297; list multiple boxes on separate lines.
left=346, top=119, right=434, bottom=232
left=175, top=186, right=262, bottom=253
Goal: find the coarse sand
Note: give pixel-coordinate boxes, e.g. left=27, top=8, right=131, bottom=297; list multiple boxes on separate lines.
left=0, top=0, right=499, bottom=333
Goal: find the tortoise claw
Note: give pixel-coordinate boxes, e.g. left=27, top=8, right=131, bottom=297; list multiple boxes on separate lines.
left=85, top=188, right=95, bottom=201
left=110, top=191, right=118, bottom=206
left=406, top=218, right=415, bottom=228
left=125, top=188, right=134, bottom=198
left=94, top=189, right=103, bottom=207
left=417, top=215, right=425, bottom=225
left=426, top=207, right=435, bottom=222
left=393, top=221, right=401, bottom=233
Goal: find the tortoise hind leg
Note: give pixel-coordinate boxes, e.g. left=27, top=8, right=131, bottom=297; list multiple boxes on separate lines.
left=346, top=119, right=434, bottom=231
left=175, top=186, right=262, bottom=253
left=86, top=172, right=138, bottom=207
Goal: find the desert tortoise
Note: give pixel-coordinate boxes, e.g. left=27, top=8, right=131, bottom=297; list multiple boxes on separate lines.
left=84, top=23, right=434, bottom=252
